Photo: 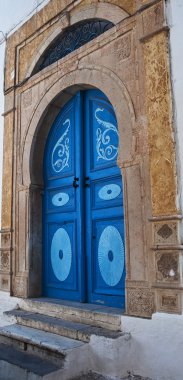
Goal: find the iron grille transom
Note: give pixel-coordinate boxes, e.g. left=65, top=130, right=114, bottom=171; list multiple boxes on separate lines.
left=34, top=19, right=114, bottom=74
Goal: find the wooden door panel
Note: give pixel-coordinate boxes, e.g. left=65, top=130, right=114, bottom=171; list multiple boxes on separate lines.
left=46, top=222, right=78, bottom=291
left=43, top=89, right=125, bottom=308
left=89, top=98, right=119, bottom=172
left=46, top=185, right=75, bottom=214
left=43, top=93, right=84, bottom=301
left=85, top=89, right=125, bottom=308
left=91, top=176, right=123, bottom=210
left=45, top=102, right=75, bottom=180
left=93, top=219, right=125, bottom=290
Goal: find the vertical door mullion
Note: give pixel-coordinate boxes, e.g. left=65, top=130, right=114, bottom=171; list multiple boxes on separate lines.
left=75, top=91, right=85, bottom=301
left=84, top=92, right=92, bottom=303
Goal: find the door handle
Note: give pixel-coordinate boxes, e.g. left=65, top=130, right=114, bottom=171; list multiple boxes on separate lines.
left=73, top=177, right=79, bottom=188
left=84, top=177, right=90, bottom=188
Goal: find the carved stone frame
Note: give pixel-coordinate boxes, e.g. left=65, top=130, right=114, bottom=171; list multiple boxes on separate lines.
left=1, top=0, right=182, bottom=317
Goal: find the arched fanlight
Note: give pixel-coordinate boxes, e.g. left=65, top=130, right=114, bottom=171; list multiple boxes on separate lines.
left=34, top=19, right=114, bottom=74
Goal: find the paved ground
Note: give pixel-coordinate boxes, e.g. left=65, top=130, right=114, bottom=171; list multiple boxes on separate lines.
left=72, top=372, right=152, bottom=380
left=0, top=291, right=20, bottom=327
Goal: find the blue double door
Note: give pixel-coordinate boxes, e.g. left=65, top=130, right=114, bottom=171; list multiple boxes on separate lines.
left=43, top=89, right=125, bottom=308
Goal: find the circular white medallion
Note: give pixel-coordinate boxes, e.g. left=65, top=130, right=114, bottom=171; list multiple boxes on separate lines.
left=51, top=228, right=72, bottom=281
left=98, top=184, right=121, bottom=201
left=98, top=226, right=124, bottom=287
left=52, top=192, right=69, bottom=207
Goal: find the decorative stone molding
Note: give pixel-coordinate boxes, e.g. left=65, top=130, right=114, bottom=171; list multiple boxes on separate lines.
left=70, top=3, right=129, bottom=26
left=22, top=89, right=33, bottom=108
left=1, top=112, right=14, bottom=229
left=141, top=1, right=165, bottom=39
left=59, top=11, right=70, bottom=29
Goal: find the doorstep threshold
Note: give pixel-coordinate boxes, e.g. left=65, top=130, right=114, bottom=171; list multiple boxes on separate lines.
left=19, top=298, right=124, bottom=331
left=25, top=297, right=124, bottom=315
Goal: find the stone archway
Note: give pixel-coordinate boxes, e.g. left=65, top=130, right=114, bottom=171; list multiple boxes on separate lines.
left=15, top=66, right=150, bottom=315
left=22, top=67, right=135, bottom=186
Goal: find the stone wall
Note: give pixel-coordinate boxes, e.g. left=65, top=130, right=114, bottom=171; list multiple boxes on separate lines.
left=1, top=0, right=182, bottom=317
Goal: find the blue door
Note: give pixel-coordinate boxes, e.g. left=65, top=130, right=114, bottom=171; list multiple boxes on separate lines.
left=43, top=89, right=125, bottom=308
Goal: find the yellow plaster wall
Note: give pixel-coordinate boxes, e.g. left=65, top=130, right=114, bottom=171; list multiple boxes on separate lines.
left=143, top=32, right=177, bottom=216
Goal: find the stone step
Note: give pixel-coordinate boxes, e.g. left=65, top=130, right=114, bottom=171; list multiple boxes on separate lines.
left=5, top=309, right=123, bottom=342
left=0, top=324, right=86, bottom=366
left=71, top=373, right=152, bottom=380
left=0, top=343, right=61, bottom=380
left=19, top=298, right=122, bottom=331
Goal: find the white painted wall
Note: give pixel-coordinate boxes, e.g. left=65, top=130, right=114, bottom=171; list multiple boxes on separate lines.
left=167, top=0, right=183, bottom=213
left=89, top=313, right=183, bottom=380
left=0, top=0, right=50, bottom=228
left=120, top=313, right=183, bottom=380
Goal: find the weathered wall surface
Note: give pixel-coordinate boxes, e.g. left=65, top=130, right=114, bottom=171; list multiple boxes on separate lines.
left=167, top=0, right=183, bottom=214
left=0, top=0, right=182, bottom=317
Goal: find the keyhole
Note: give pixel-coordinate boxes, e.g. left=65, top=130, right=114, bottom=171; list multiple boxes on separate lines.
left=59, top=250, right=64, bottom=260
left=108, top=250, right=114, bottom=262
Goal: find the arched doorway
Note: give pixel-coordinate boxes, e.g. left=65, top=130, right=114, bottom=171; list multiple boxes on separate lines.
left=43, top=89, right=125, bottom=308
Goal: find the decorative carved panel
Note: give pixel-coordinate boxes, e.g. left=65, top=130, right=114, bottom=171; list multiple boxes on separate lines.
left=0, top=276, right=10, bottom=291
left=156, top=252, right=179, bottom=282
left=157, top=224, right=173, bottom=239
left=1, top=231, right=11, bottom=249
left=114, top=33, right=132, bottom=62
left=127, top=288, right=154, bottom=317
left=157, top=290, right=181, bottom=313
left=154, top=221, right=178, bottom=245
left=0, top=251, right=10, bottom=273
